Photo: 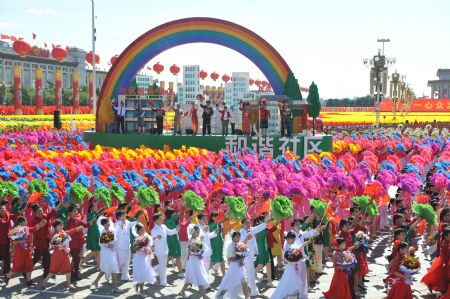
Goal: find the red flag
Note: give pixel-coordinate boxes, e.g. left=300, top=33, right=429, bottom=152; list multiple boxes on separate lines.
left=32, top=33, right=37, bottom=40
left=10, top=36, right=17, bottom=41
left=44, top=42, right=48, bottom=48
left=146, top=66, right=151, bottom=70
left=127, top=204, right=142, bottom=218
left=0, top=34, right=10, bottom=40
left=27, top=192, right=43, bottom=206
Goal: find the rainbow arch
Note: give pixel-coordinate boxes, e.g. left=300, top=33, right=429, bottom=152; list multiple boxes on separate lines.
left=97, top=17, right=297, bottom=130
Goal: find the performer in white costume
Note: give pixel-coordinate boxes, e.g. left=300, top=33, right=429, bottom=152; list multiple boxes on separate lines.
left=188, top=213, right=218, bottom=274
left=114, top=211, right=137, bottom=281
left=178, top=225, right=209, bottom=299
left=132, top=223, right=156, bottom=297
left=150, top=213, right=178, bottom=287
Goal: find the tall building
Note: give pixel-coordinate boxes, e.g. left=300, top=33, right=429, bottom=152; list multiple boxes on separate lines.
left=428, top=69, right=450, bottom=99
left=231, top=72, right=249, bottom=107
left=224, top=82, right=233, bottom=107
left=135, top=74, right=153, bottom=89
left=179, top=65, right=200, bottom=104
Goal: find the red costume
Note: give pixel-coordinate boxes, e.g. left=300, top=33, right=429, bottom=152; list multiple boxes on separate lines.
left=386, top=253, right=413, bottom=299
left=66, top=217, right=90, bottom=280
left=191, top=107, right=198, bottom=135
left=0, top=210, right=12, bottom=274
left=323, top=250, right=352, bottom=299
left=421, top=239, right=450, bottom=292
left=11, top=227, right=35, bottom=273
left=48, top=232, right=72, bottom=274
left=339, top=230, right=353, bottom=249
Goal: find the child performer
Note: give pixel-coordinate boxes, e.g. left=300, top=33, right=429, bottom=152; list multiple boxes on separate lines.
left=422, top=227, right=450, bottom=293
left=132, top=223, right=156, bottom=297
left=179, top=225, right=209, bottom=299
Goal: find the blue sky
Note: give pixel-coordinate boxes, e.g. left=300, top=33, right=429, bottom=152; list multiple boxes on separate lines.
left=1, top=0, right=449, bottom=98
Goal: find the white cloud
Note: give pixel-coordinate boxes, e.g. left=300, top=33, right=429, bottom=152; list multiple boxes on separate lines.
left=0, top=22, right=18, bottom=28
left=26, top=8, right=59, bottom=15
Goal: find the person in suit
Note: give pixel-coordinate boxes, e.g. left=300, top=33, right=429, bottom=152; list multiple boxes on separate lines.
left=200, top=100, right=214, bottom=136
left=151, top=105, right=165, bottom=135
left=113, top=101, right=126, bottom=134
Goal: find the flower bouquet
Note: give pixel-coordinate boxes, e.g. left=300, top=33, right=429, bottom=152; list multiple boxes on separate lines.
left=235, top=242, right=249, bottom=265
left=50, top=231, right=70, bottom=247
left=100, top=231, right=115, bottom=249
left=355, top=231, right=370, bottom=254
left=8, top=226, right=28, bottom=249
left=399, top=256, right=421, bottom=285
left=134, top=235, right=150, bottom=254
left=284, top=248, right=303, bottom=263
left=336, top=250, right=357, bottom=275
left=188, top=239, right=204, bottom=257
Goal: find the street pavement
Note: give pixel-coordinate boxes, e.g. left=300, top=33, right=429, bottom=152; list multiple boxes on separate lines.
left=0, top=230, right=440, bottom=299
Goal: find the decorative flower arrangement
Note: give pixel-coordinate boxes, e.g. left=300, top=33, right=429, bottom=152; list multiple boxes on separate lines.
left=399, top=256, right=421, bottom=285
left=336, top=250, right=357, bottom=275
left=134, top=235, right=150, bottom=254
left=188, top=239, right=204, bottom=257
left=354, top=231, right=370, bottom=254
left=50, top=231, right=70, bottom=247
left=235, top=242, right=249, bottom=262
left=8, top=226, right=28, bottom=248
left=284, top=248, right=303, bottom=262
left=100, top=231, right=115, bottom=248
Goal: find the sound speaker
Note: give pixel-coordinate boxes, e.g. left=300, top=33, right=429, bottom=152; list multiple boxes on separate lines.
left=185, top=129, right=193, bottom=135
left=53, top=110, right=61, bottom=130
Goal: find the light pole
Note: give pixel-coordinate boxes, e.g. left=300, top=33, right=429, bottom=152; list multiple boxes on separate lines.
left=363, top=49, right=395, bottom=128
left=390, top=71, right=400, bottom=120
left=377, top=38, right=390, bottom=55
left=91, top=0, right=97, bottom=115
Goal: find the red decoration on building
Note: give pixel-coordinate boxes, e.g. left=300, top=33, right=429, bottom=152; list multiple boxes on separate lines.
left=85, top=51, right=100, bottom=65
left=110, top=55, right=119, bottom=65
left=169, top=64, right=180, bottom=76
left=51, top=46, right=68, bottom=62
left=13, top=39, right=31, bottom=58
left=200, top=70, right=208, bottom=80
left=261, top=80, right=268, bottom=87
left=153, top=62, right=164, bottom=74
left=255, top=80, right=262, bottom=87
left=249, top=79, right=254, bottom=86
left=210, top=72, right=219, bottom=81
left=222, top=74, right=231, bottom=83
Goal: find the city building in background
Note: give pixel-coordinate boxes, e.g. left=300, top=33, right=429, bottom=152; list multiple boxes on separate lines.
left=428, top=69, right=450, bottom=99
left=135, top=74, right=154, bottom=89
left=179, top=65, right=200, bottom=104
left=231, top=72, right=249, bottom=108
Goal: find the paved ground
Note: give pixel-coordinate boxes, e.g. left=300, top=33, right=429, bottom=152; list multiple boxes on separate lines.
left=0, top=230, right=441, bottom=299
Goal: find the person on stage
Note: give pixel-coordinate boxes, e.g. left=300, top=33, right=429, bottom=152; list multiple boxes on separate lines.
left=171, top=103, right=184, bottom=136
left=239, top=214, right=269, bottom=296
left=259, top=99, right=270, bottom=137
left=239, top=101, right=251, bottom=135
left=132, top=223, right=156, bottom=297
left=134, top=104, right=146, bottom=134
left=152, top=104, right=165, bottom=135
left=189, top=102, right=199, bottom=136
left=114, top=210, right=137, bottom=281
left=92, top=217, right=123, bottom=293
left=216, top=105, right=232, bottom=136
left=280, top=103, right=293, bottom=137
left=178, top=225, right=210, bottom=299
left=151, top=213, right=178, bottom=287
left=200, top=100, right=214, bottom=136
left=215, top=231, right=250, bottom=299
left=230, top=106, right=236, bottom=134
left=40, top=219, right=73, bottom=290
left=113, top=101, right=126, bottom=134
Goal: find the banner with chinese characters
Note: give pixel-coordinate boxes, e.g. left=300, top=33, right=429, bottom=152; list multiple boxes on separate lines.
left=380, top=99, right=450, bottom=112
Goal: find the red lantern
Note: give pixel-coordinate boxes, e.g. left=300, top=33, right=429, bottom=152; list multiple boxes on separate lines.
left=51, top=46, right=68, bottom=63
left=222, top=74, right=231, bottom=83
left=110, top=55, right=119, bottom=65
left=249, top=79, right=255, bottom=86
left=169, top=64, right=180, bottom=76
left=85, top=51, right=100, bottom=65
left=262, top=80, right=269, bottom=87
left=153, top=62, right=164, bottom=74
left=210, top=72, right=219, bottom=81
left=255, top=80, right=262, bottom=87
left=13, top=39, right=31, bottom=58
left=200, top=70, right=208, bottom=80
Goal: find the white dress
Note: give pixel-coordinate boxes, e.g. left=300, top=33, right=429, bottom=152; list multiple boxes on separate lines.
left=132, top=233, right=156, bottom=284
left=215, top=242, right=248, bottom=299
left=271, top=243, right=302, bottom=299
left=99, top=228, right=120, bottom=274
left=184, top=238, right=210, bottom=288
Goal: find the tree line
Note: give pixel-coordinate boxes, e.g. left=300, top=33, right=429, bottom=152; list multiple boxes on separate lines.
left=321, top=96, right=374, bottom=107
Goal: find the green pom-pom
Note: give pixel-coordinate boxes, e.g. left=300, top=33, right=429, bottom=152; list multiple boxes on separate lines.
left=183, top=190, right=205, bottom=211
left=93, top=187, right=111, bottom=208
left=110, top=183, right=126, bottom=204
left=28, top=180, right=48, bottom=196
left=225, top=196, right=248, bottom=221
left=137, top=186, right=160, bottom=207
left=351, top=195, right=371, bottom=210
left=412, top=204, right=437, bottom=226
left=309, top=198, right=328, bottom=218
left=0, top=181, right=19, bottom=199
left=271, top=196, right=293, bottom=221
left=367, top=200, right=379, bottom=217
left=69, top=183, right=91, bottom=204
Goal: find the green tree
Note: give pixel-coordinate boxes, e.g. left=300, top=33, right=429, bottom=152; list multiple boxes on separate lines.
left=79, top=86, right=89, bottom=106
left=21, top=86, right=35, bottom=106
left=43, top=88, right=55, bottom=106
left=306, top=81, right=321, bottom=135
left=62, top=88, right=73, bottom=106
left=283, top=72, right=302, bottom=100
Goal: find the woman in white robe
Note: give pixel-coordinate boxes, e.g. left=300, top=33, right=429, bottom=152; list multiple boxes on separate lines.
left=132, top=223, right=156, bottom=297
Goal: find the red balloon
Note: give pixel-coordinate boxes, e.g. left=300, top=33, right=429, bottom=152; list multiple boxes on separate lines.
left=51, top=46, right=68, bottom=63
left=153, top=62, right=164, bottom=74
left=110, top=55, right=119, bottom=65
left=222, top=74, right=231, bottom=83
left=255, top=80, right=262, bottom=86
left=249, top=79, right=255, bottom=86
left=13, top=39, right=31, bottom=58
left=169, top=64, right=180, bottom=76
left=200, top=70, right=208, bottom=80
left=210, top=72, right=219, bottom=81
left=86, top=51, right=100, bottom=65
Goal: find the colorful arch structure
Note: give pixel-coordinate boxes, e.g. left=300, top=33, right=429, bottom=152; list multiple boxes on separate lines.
left=97, top=17, right=300, bottom=131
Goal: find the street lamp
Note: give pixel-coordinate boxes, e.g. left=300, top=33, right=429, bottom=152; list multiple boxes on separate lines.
left=390, top=71, right=400, bottom=120
left=377, top=38, right=390, bottom=55
left=363, top=49, right=395, bottom=128
left=91, top=0, right=97, bottom=116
